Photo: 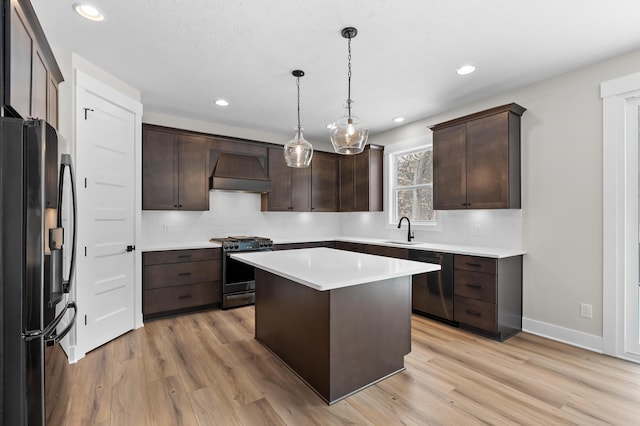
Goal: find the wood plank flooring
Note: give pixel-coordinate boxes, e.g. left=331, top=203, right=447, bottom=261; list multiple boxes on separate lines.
left=46, top=307, right=640, bottom=425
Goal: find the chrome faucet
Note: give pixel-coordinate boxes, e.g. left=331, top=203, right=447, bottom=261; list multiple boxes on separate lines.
left=397, top=216, right=414, bottom=242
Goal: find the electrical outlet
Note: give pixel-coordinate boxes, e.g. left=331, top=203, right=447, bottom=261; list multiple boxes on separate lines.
left=580, top=303, right=593, bottom=319
left=162, top=224, right=170, bottom=233
left=473, top=224, right=481, bottom=236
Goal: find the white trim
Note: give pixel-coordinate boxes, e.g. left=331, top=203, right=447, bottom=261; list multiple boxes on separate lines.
left=522, top=317, right=603, bottom=354
left=601, top=72, right=640, bottom=362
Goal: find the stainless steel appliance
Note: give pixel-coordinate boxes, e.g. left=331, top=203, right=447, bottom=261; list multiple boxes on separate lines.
left=210, top=236, right=273, bottom=309
left=409, top=251, right=455, bottom=323
left=1, top=118, right=78, bottom=425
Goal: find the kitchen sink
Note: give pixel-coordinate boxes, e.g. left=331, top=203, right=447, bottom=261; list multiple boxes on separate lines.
left=383, top=240, right=422, bottom=245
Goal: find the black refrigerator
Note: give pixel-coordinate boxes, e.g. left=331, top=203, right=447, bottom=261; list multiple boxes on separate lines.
left=1, top=117, right=78, bottom=425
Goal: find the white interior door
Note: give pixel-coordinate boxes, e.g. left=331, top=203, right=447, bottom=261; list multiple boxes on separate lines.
left=627, top=97, right=640, bottom=357
left=76, top=73, right=138, bottom=354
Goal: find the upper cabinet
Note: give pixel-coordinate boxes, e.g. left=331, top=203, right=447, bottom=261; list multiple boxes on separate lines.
left=339, top=145, right=384, bottom=212
left=261, top=147, right=311, bottom=211
left=311, top=151, right=338, bottom=212
left=4, top=0, right=63, bottom=128
left=142, top=125, right=209, bottom=211
left=431, top=103, right=526, bottom=210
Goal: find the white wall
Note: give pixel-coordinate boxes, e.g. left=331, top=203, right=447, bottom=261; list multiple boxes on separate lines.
left=371, top=47, right=640, bottom=348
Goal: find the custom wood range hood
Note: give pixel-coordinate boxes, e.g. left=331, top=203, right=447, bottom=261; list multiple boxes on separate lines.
left=209, top=151, right=271, bottom=193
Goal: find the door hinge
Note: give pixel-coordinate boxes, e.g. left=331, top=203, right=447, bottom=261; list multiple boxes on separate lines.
left=84, top=178, right=87, bottom=188
left=84, top=315, right=87, bottom=325
left=84, top=246, right=87, bottom=256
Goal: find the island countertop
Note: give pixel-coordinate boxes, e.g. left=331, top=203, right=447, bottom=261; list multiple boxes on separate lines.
left=230, top=247, right=440, bottom=291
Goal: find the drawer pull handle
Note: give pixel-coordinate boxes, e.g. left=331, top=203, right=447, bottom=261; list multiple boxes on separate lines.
left=465, top=309, right=481, bottom=317
left=466, top=262, right=482, bottom=267
left=178, top=255, right=193, bottom=259
left=178, top=294, right=192, bottom=300
left=178, top=272, right=192, bottom=276
left=466, top=283, right=482, bottom=289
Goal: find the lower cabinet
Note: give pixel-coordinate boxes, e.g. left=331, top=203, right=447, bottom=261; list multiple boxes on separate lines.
left=453, top=254, right=522, bottom=341
left=143, top=248, right=221, bottom=319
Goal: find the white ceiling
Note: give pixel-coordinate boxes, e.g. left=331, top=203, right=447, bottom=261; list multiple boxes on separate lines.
left=32, top=0, right=640, bottom=144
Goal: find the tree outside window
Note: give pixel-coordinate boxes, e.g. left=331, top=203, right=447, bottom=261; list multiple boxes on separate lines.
left=392, top=148, right=436, bottom=223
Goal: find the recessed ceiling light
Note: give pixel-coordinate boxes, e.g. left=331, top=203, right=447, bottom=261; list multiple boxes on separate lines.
left=457, top=65, right=476, bottom=75
left=72, top=3, right=105, bottom=21
left=393, top=117, right=405, bottom=123
left=214, top=99, right=229, bottom=107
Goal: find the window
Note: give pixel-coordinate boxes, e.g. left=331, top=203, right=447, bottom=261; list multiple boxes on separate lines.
left=390, top=147, right=436, bottom=224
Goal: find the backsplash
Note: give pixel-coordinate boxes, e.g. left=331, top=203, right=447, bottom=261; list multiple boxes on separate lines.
left=141, top=190, right=522, bottom=250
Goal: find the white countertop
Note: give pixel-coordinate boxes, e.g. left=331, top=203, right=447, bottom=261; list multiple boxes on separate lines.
left=140, top=237, right=523, bottom=258
left=230, top=247, right=440, bottom=291
left=332, top=237, right=524, bottom=258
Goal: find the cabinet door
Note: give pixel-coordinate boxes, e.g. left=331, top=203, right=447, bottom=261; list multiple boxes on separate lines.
left=178, top=135, right=210, bottom=210
left=8, top=1, right=33, bottom=118
left=433, top=124, right=467, bottom=209
left=311, top=151, right=337, bottom=211
left=142, top=128, right=178, bottom=210
left=32, top=50, right=48, bottom=120
left=290, top=165, right=311, bottom=211
left=338, top=155, right=355, bottom=211
left=266, top=147, right=293, bottom=211
left=466, top=112, right=510, bottom=209
left=354, top=150, right=371, bottom=211
left=48, top=77, right=58, bottom=128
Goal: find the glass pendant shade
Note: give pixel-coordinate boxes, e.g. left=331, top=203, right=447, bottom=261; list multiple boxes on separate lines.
left=284, top=69, right=313, bottom=168
left=330, top=99, right=368, bottom=155
left=284, top=127, right=313, bottom=167
left=331, top=27, right=368, bottom=155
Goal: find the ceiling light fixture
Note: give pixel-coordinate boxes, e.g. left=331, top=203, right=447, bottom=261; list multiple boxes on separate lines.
left=284, top=70, right=313, bottom=168
left=72, top=3, right=105, bottom=21
left=330, top=27, right=368, bottom=155
left=457, top=65, right=476, bottom=75
left=214, top=99, right=229, bottom=106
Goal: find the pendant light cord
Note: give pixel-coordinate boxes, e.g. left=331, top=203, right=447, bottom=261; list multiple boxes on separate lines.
left=347, top=37, right=352, bottom=117
left=296, top=75, right=301, bottom=131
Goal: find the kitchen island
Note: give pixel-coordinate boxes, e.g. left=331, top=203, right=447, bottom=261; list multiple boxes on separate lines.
left=230, top=247, right=439, bottom=404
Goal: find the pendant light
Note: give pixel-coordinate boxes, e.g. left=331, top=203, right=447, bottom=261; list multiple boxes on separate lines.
left=330, top=27, right=368, bottom=155
left=284, top=70, right=313, bottom=168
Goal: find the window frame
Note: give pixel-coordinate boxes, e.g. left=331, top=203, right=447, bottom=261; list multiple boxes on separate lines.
left=386, top=144, right=440, bottom=229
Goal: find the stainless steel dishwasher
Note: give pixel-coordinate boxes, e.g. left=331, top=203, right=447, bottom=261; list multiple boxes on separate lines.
left=409, top=250, right=456, bottom=323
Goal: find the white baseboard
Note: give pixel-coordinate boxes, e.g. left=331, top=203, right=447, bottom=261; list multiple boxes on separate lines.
left=522, top=317, right=603, bottom=353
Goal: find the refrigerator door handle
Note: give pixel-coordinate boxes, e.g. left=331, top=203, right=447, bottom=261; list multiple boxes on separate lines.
left=22, top=301, right=77, bottom=342
left=57, top=153, right=77, bottom=293
left=44, top=302, right=78, bottom=344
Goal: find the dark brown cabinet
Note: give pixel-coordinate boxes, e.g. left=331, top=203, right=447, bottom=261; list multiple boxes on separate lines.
left=339, top=145, right=384, bottom=212
left=261, top=147, right=311, bottom=211
left=311, top=151, right=338, bottom=212
left=142, top=125, right=209, bottom=210
left=432, top=103, right=525, bottom=210
left=4, top=0, right=63, bottom=127
left=453, top=254, right=522, bottom=341
left=143, top=248, right=221, bottom=319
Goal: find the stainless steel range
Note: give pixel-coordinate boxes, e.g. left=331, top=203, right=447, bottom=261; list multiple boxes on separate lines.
left=210, top=236, right=273, bottom=309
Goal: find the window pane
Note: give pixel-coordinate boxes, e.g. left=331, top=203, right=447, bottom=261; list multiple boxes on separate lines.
left=396, top=187, right=436, bottom=221
left=396, top=150, right=433, bottom=187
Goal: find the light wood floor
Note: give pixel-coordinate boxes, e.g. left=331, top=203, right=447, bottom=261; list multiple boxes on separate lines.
left=46, top=306, right=640, bottom=425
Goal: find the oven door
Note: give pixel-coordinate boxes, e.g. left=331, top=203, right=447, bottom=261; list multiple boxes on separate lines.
left=223, top=250, right=261, bottom=294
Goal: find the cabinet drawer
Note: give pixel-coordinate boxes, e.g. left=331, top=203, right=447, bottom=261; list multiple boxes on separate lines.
left=144, top=282, right=221, bottom=315
left=144, top=260, right=220, bottom=289
left=454, top=296, right=496, bottom=332
left=454, top=270, right=496, bottom=303
left=454, top=255, right=496, bottom=274
left=143, top=248, right=220, bottom=266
